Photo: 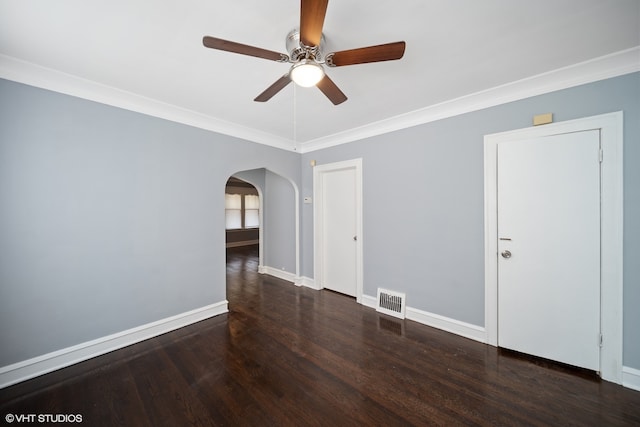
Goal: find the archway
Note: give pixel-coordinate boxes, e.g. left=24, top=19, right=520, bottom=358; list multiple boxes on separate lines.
left=224, top=168, right=301, bottom=302
left=225, top=175, right=262, bottom=262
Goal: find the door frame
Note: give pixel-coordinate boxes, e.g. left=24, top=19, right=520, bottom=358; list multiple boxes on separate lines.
left=483, top=112, right=623, bottom=383
left=314, top=158, right=363, bottom=303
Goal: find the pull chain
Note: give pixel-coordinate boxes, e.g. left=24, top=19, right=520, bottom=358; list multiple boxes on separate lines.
left=293, top=83, right=298, bottom=149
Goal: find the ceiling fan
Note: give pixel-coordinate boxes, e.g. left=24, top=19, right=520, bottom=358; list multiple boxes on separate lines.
left=202, top=0, right=406, bottom=105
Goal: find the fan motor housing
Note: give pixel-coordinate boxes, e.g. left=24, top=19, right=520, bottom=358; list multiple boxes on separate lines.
left=286, top=29, right=325, bottom=61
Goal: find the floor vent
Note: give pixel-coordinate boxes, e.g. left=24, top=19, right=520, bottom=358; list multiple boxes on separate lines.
left=376, top=288, right=406, bottom=319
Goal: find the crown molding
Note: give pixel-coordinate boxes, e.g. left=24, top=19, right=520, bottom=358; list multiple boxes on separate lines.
left=1, top=47, right=638, bottom=154
left=0, top=55, right=296, bottom=152
left=297, top=46, right=640, bottom=153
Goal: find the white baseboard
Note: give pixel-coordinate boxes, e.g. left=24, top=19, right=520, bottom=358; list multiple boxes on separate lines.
left=6, top=290, right=635, bottom=392
left=352, top=295, right=639, bottom=392
left=362, top=294, right=377, bottom=309
left=225, top=239, right=259, bottom=248
left=0, top=300, right=228, bottom=389
left=623, top=366, right=640, bottom=392
left=299, top=276, right=320, bottom=290
left=361, top=294, right=485, bottom=343
left=261, top=266, right=299, bottom=284
left=259, top=271, right=317, bottom=290
left=406, top=306, right=486, bottom=343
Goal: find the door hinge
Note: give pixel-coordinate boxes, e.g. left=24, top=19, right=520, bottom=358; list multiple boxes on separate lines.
left=599, top=333, right=603, bottom=348
left=599, top=148, right=603, bottom=163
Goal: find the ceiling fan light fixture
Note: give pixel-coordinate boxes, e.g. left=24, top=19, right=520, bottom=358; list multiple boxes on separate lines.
left=290, top=59, right=324, bottom=87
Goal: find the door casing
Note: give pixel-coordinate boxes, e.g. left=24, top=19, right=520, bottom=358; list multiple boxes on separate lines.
left=483, top=112, right=623, bottom=384
left=313, top=158, right=363, bottom=303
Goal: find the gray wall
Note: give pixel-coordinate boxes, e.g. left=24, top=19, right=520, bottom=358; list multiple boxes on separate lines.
left=0, top=79, right=300, bottom=367
left=264, top=170, right=297, bottom=274
left=1, top=72, right=638, bottom=373
left=300, top=72, right=640, bottom=369
left=233, top=169, right=266, bottom=195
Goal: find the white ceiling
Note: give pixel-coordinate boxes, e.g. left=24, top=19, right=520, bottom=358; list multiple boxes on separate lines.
left=1, top=1, right=638, bottom=151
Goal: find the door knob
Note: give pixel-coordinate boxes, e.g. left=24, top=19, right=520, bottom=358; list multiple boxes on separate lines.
left=353, top=235, right=357, bottom=241
left=501, top=250, right=512, bottom=259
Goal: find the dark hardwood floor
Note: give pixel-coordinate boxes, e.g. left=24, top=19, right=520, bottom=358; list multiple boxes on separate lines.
left=2, top=244, right=639, bottom=426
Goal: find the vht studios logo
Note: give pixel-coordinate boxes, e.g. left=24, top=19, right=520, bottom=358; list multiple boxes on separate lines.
left=5, top=413, right=83, bottom=423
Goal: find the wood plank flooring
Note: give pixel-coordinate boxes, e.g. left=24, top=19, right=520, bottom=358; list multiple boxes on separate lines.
left=1, top=244, right=639, bottom=426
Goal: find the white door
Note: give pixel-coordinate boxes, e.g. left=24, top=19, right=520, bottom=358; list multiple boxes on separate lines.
left=314, top=159, right=362, bottom=299
left=322, top=168, right=356, bottom=296
left=497, top=130, right=601, bottom=370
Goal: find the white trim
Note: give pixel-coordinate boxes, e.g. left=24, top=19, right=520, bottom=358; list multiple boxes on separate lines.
left=0, top=55, right=295, bottom=152
left=622, top=367, right=640, bottom=392
left=1, top=47, right=637, bottom=153
left=298, top=47, right=639, bottom=153
left=299, top=276, right=320, bottom=290
left=261, top=266, right=299, bottom=284
left=406, top=307, right=486, bottom=343
left=483, top=112, right=624, bottom=384
left=260, top=270, right=317, bottom=290
left=0, top=301, right=228, bottom=389
left=294, top=182, right=301, bottom=281
left=313, top=159, right=364, bottom=303
left=361, top=294, right=377, bottom=310
left=225, top=239, right=259, bottom=248
left=362, top=293, right=486, bottom=343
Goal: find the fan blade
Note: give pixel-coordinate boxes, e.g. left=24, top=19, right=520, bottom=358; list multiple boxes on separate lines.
left=316, top=75, right=347, bottom=105
left=327, top=41, right=406, bottom=67
left=203, top=36, right=286, bottom=62
left=254, top=75, right=292, bottom=102
left=300, top=0, right=328, bottom=47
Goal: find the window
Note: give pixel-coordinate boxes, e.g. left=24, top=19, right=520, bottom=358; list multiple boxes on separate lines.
left=225, top=193, right=260, bottom=230
left=225, top=194, right=242, bottom=229
left=244, top=195, right=260, bottom=228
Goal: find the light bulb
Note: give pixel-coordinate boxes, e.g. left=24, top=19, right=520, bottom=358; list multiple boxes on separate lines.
left=290, top=60, right=325, bottom=87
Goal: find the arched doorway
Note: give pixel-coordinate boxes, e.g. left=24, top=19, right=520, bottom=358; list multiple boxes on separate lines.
left=224, top=168, right=300, bottom=305
left=225, top=175, right=261, bottom=285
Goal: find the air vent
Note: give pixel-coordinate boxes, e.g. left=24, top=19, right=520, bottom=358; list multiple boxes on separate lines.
left=376, top=288, right=406, bottom=319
